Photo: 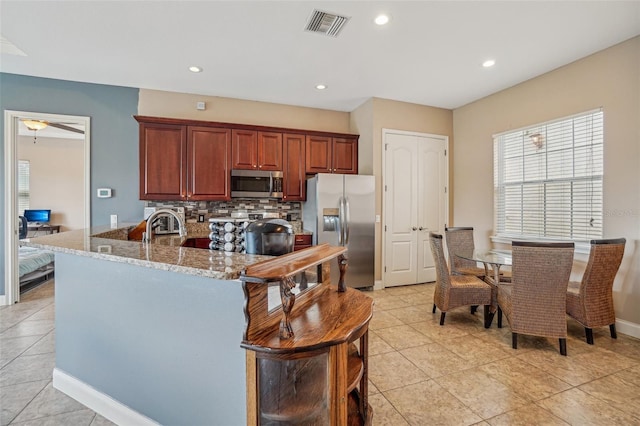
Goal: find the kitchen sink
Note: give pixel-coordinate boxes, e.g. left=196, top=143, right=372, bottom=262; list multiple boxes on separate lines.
left=181, top=238, right=211, bottom=249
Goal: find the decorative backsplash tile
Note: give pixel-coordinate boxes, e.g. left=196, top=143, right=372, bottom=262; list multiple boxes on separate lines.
left=145, top=199, right=303, bottom=223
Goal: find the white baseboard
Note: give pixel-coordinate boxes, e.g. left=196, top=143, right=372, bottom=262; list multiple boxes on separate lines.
left=616, top=319, right=640, bottom=340
left=374, top=280, right=384, bottom=290
left=53, top=368, right=159, bottom=426
left=0, top=295, right=7, bottom=306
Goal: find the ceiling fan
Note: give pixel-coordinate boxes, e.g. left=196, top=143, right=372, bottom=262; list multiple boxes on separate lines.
left=21, top=119, right=85, bottom=135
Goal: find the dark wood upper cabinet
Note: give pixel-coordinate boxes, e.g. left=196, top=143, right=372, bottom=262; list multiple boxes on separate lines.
left=139, top=120, right=231, bottom=201
left=231, top=129, right=258, bottom=170
left=187, top=126, right=231, bottom=201
left=305, top=135, right=332, bottom=174
left=332, top=137, right=358, bottom=174
left=306, top=135, right=358, bottom=175
left=232, top=130, right=283, bottom=171
left=257, top=132, right=283, bottom=171
left=139, top=122, right=186, bottom=201
left=136, top=116, right=358, bottom=201
left=283, top=133, right=306, bottom=201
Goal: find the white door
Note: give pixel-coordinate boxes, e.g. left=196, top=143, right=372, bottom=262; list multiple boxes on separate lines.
left=384, top=134, right=418, bottom=286
left=416, top=137, right=447, bottom=283
left=383, top=130, right=447, bottom=287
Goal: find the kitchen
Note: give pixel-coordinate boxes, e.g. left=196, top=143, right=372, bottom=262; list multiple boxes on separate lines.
left=1, top=3, right=639, bottom=424
left=17, top=109, right=378, bottom=424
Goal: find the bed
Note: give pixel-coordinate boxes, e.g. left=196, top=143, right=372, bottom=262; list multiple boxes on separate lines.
left=19, top=245, right=55, bottom=288
left=18, top=216, right=55, bottom=290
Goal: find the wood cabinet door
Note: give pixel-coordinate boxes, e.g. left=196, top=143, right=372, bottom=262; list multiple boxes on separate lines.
left=332, top=137, right=358, bottom=174
left=232, top=129, right=258, bottom=170
left=257, top=132, right=283, bottom=171
left=187, top=126, right=232, bottom=200
left=139, top=123, right=186, bottom=200
left=283, top=133, right=306, bottom=201
left=305, top=135, right=332, bottom=174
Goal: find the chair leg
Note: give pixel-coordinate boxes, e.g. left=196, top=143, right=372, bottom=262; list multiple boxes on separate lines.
left=440, top=312, right=446, bottom=326
left=432, top=304, right=436, bottom=314
left=585, top=328, right=594, bottom=345
left=512, top=332, right=518, bottom=349
left=497, top=307, right=503, bottom=329
left=559, top=338, right=567, bottom=356
left=470, top=305, right=478, bottom=315
left=483, top=305, right=492, bottom=329
left=610, top=324, right=617, bottom=339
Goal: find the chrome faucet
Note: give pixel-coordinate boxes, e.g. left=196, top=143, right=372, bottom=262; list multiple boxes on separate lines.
left=143, top=208, right=187, bottom=243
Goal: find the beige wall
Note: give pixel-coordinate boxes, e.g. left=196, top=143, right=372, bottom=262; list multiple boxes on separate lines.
left=369, top=98, right=454, bottom=282
left=18, top=136, right=85, bottom=231
left=138, top=89, right=351, bottom=134
left=453, top=36, right=640, bottom=327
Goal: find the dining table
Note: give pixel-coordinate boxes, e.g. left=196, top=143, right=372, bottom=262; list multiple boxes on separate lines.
left=455, top=249, right=512, bottom=327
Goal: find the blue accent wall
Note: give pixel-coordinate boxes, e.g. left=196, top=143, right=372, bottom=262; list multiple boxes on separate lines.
left=0, top=73, right=142, bottom=295
left=55, top=253, right=247, bottom=425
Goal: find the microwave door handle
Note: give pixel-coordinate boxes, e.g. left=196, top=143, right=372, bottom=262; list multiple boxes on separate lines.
left=269, top=172, right=274, bottom=195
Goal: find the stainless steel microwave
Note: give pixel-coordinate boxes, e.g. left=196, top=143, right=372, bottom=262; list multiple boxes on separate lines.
left=231, top=170, right=283, bottom=198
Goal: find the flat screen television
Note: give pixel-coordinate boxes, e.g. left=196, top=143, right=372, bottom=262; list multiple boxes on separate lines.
left=23, top=209, right=51, bottom=223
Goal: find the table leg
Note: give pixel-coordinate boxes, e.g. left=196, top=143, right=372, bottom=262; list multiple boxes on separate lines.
left=484, top=264, right=502, bottom=328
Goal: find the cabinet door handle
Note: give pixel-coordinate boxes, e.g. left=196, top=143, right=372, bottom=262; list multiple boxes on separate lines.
left=412, top=227, right=417, bottom=231
left=419, top=227, right=424, bottom=231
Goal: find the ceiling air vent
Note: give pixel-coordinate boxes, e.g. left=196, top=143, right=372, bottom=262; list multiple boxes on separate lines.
left=305, top=9, right=350, bottom=37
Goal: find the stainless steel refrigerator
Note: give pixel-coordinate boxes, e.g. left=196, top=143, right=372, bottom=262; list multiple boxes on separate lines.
left=302, top=174, right=375, bottom=289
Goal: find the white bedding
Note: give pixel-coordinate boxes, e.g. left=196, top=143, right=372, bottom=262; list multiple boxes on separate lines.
left=19, top=246, right=55, bottom=277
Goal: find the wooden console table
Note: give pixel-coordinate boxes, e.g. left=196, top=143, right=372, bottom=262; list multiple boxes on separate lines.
left=240, top=244, right=374, bottom=425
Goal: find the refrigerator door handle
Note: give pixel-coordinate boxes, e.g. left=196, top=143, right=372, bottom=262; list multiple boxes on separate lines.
left=344, top=197, right=351, bottom=245
left=338, top=196, right=346, bottom=246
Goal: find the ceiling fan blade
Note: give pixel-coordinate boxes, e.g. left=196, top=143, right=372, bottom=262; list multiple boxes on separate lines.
left=47, top=122, right=85, bottom=134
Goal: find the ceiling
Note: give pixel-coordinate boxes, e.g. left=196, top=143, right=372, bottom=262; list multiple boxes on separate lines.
left=1, top=1, right=639, bottom=112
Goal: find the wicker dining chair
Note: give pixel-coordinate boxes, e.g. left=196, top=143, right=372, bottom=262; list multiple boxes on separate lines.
left=566, top=238, right=626, bottom=345
left=429, top=233, right=492, bottom=326
left=444, top=227, right=486, bottom=279
left=497, top=241, right=574, bottom=356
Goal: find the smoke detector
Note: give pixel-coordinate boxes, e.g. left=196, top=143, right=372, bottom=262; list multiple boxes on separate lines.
left=305, top=9, right=350, bottom=37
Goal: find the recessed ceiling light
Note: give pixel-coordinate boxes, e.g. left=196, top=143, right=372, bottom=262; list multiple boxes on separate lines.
left=316, top=84, right=327, bottom=90
left=189, top=66, right=203, bottom=73
left=482, top=59, right=496, bottom=68
left=374, top=14, right=390, bottom=25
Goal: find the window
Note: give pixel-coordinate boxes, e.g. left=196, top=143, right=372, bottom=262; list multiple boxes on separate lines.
left=494, top=109, right=603, bottom=242
left=18, top=160, right=30, bottom=215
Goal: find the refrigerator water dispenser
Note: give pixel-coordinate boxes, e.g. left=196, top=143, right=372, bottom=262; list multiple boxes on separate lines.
left=322, top=208, right=339, bottom=231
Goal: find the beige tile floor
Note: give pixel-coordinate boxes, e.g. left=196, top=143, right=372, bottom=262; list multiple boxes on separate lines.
left=2, top=280, right=640, bottom=425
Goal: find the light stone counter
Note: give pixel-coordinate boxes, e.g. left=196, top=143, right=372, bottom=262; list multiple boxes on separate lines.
left=21, top=224, right=272, bottom=280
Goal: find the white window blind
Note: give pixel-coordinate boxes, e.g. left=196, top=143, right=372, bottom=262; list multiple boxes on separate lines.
left=18, top=160, right=30, bottom=215
left=494, top=109, right=603, bottom=242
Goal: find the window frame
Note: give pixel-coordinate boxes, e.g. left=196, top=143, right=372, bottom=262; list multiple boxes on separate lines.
left=17, top=159, right=30, bottom=215
left=492, top=109, right=603, bottom=250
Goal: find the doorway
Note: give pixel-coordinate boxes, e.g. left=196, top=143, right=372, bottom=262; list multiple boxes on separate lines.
left=382, top=129, right=448, bottom=288
left=3, top=110, right=91, bottom=304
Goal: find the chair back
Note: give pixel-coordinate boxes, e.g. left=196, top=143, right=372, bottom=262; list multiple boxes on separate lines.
left=429, top=232, right=451, bottom=308
left=18, top=215, right=28, bottom=239
left=580, top=238, right=626, bottom=323
left=511, top=241, right=574, bottom=336
left=445, top=227, right=477, bottom=274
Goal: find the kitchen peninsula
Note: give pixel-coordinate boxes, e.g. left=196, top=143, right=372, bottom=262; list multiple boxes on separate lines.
left=22, top=225, right=373, bottom=425
left=21, top=225, right=273, bottom=425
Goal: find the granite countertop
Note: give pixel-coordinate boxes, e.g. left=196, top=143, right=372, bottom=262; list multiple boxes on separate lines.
left=20, top=223, right=273, bottom=280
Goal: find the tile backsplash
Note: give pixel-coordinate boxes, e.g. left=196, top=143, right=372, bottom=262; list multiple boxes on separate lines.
left=145, top=199, right=304, bottom=229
